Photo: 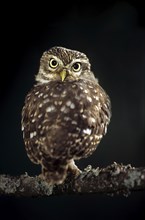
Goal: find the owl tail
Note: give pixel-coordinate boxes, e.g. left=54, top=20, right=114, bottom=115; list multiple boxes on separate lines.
left=41, top=158, right=68, bottom=185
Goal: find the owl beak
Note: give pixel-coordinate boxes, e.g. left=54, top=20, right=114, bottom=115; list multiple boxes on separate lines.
left=60, top=69, right=67, bottom=82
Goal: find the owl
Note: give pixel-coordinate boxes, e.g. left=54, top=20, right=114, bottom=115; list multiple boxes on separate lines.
left=22, top=46, right=111, bottom=185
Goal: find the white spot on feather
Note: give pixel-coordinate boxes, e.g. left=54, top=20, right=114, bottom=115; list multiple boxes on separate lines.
left=43, top=98, right=50, bottom=104
left=83, top=128, right=92, bottom=135
left=60, top=106, right=69, bottom=113
left=72, top=84, right=77, bottom=88
left=52, top=93, right=59, bottom=98
left=43, top=94, right=48, bottom=99
left=61, top=90, right=67, bottom=97
left=38, top=113, right=43, bottom=118
left=88, top=117, right=96, bottom=124
left=66, top=100, right=72, bottom=106
left=104, top=126, right=107, bottom=134
left=104, top=104, right=108, bottom=109
left=30, top=131, right=37, bottom=138
left=64, top=116, right=71, bottom=121
left=89, top=136, right=93, bottom=141
left=76, top=127, right=81, bottom=131
left=58, top=101, right=62, bottom=105
left=60, top=106, right=66, bottom=112
left=71, top=120, right=77, bottom=125
left=88, top=85, right=93, bottom=89
left=39, top=103, right=42, bottom=108
left=96, top=134, right=103, bottom=140
left=80, top=108, right=83, bottom=113
left=54, top=101, right=58, bottom=105
left=27, top=96, right=30, bottom=101
left=46, top=105, right=56, bottom=112
left=38, top=93, right=43, bottom=98
left=94, top=96, right=99, bottom=101
left=84, top=89, right=88, bottom=94
left=82, top=114, right=87, bottom=119
left=32, top=119, right=36, bottom=123
left=87, top=96, right=92, bottom=102
left=72, top=133, right=79, bottom=138
left=70, top=103, right=75, bottom=109
left=75, top=138, right=82, bottom=143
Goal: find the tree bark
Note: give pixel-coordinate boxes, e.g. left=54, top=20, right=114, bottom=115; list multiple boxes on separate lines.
left=0, top=163, right=145, bottom=197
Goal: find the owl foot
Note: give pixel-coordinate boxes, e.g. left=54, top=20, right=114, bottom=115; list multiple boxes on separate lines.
left=67, top=159, right=82, bottom=177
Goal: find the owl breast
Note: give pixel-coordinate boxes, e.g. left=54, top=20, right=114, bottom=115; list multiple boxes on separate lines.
left=22, top=79, right=111, bottom=164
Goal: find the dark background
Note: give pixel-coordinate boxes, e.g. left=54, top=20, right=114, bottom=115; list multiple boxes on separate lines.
left=0, top=1, right=145, bottom=219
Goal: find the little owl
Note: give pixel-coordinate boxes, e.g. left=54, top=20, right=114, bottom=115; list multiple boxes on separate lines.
left=22, top=46, right=111, bottom=185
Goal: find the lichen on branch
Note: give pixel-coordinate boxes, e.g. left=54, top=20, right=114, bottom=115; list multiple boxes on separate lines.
left=0, top=163, right=145, bottom=197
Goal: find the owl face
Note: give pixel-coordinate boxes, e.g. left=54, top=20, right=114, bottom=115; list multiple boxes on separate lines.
left=36, top=47, right=95, bottom=83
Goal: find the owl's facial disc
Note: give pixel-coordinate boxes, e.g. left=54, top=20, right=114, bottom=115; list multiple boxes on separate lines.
left=36, top=48, right=91, bottom=83
left=46, top=56, right=85, bottom=81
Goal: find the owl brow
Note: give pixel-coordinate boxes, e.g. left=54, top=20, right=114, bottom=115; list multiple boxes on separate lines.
left=47, top=55, right=63, bottom=65
left=47, top=48, right=71, bottom=65
left=70, top=58, right=89, bottom=64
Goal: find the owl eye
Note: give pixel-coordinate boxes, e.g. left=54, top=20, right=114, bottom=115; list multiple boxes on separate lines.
left=49, top=58, right=58, bottom=68
left=72, top=62, right=81, bottom=72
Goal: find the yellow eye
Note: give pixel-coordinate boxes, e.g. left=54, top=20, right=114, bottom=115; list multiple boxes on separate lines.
left=49, top=58, right=58, bottom=68
left=72, top=62, right=81, bottom=72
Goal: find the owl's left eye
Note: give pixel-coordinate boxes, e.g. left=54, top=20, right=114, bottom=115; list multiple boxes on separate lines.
left=49, top=58, right=58, bottom=68
left=72, top=62, right=81, bottom=72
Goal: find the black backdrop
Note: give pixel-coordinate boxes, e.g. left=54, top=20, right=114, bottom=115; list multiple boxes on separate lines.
left=0, top=1, right=145, bottom=219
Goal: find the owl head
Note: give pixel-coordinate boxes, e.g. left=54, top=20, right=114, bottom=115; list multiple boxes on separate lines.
left=36, top=47, right=96, bottom=83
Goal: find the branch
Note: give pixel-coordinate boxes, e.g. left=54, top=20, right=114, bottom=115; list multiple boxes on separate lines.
left=0, top=163, right=145, bottom=197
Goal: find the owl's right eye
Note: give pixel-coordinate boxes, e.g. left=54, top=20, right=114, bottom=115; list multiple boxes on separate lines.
left=49, top=58, right=58, bottom=68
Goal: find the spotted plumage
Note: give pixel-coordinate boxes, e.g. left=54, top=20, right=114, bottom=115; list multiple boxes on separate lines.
left=22, top=46, right=111, bottom=185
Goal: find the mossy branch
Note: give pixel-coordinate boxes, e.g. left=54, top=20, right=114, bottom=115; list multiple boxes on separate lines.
left=0, top=163, right=145, bottom=197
